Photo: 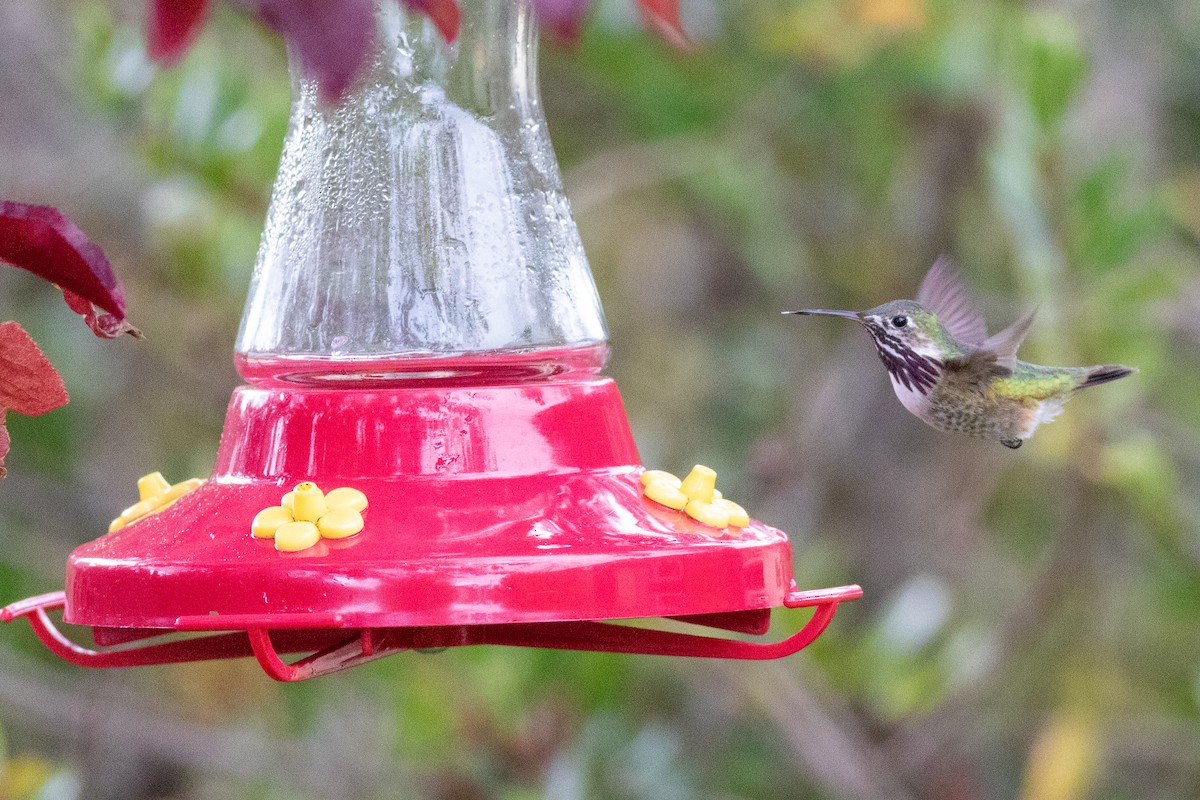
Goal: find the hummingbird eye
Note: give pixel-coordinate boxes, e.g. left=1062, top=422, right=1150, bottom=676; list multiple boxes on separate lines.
left=891, top=315, right=909, bottom=329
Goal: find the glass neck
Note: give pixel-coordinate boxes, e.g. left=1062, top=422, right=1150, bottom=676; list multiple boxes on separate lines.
left=366, top=0, right=538, bottom=117
left=235, top=0, right=608, bottom=387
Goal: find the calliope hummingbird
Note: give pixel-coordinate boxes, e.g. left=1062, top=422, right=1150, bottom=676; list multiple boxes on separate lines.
left=784, top=258, right=1136, bottom=448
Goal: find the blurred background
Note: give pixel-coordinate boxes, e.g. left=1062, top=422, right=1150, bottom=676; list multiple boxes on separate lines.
left=1, top=0, right=1198, bottom=797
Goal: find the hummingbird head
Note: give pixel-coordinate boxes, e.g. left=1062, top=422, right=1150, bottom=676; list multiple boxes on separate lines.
left=784, top=300, right=949, bottom=395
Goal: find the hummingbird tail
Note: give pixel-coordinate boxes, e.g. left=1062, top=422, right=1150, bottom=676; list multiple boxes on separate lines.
left=1078, top=364, right=1137, bottom=390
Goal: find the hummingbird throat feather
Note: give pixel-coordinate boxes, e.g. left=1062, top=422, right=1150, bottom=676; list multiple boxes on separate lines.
left=867, top=323, right=941, bottom=395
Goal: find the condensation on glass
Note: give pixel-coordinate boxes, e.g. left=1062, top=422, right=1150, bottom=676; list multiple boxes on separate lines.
left=235, top=0, right=608, bottom=386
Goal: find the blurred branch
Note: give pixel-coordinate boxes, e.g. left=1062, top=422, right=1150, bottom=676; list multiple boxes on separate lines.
left=716, top=660, right=916, bottom=800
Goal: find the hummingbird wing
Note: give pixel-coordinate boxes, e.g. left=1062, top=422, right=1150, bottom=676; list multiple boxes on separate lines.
left=980, top=309, right=1035, bottom=371
left=916, top=257, right=988, bottom=345
left=942, top=309, right=1036, bottom=387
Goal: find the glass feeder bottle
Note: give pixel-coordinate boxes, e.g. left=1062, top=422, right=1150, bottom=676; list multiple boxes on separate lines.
left=235, top=0, right=609, bottom=386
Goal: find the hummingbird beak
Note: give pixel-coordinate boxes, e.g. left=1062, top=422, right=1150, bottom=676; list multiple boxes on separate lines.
left=782, top=309, right=863, bottom=323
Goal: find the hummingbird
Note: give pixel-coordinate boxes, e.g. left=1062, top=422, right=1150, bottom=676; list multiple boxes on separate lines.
left=784, top=258, right=1136, bottom=448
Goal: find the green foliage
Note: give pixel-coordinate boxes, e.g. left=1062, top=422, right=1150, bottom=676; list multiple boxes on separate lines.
left=1015, top=10, right=1088, bottom=131
left=1074, top=157, right=1168, bottom=272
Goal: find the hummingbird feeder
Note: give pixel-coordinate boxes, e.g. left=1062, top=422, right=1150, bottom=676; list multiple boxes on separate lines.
left=2, top=0, right=860, bottom=681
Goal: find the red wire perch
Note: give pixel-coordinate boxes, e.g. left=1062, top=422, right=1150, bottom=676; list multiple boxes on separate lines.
left=2, top=584, right=862, bottom=682
left=1, top=592, right=257, bottom=667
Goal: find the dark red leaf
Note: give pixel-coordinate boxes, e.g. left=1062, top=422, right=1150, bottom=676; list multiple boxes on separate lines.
left=62, top=289, right=142, bottom=340
left=0, top=202, right=127, bottom=319
left=241, top=0, right=377, bottom=103
left=532, top=0, right=591, bottom=42
left=0, top=202, right=139, bottom=339
left=634, top=0, right=691, bottom=49
left=147, top=0, right=211, bottom=64
left=0, top=321, right=69, bottom=418
left=402, top=0, right=461, bottom=43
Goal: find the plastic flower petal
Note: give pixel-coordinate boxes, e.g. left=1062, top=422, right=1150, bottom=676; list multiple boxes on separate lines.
left=109, top=472, right=206, bottom=532
left=641, top=465, right=749, bottom=531
left=253, top=481, right=368, bottom=551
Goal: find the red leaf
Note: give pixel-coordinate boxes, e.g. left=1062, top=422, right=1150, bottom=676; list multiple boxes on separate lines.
left=147, top=0, right=211, bottom=64
left=0, top=321, right=69, bottom=418
left=532, top=0, right=591, bottom=42
left=402, top=0, right=462, bottom=43
left=634, top=0, right=691, bottom=49
left=0, top=202, right=131, bottom=326
left=62, top=289, right=142, bottom=340
left=242, top=0, right=378, bottom=103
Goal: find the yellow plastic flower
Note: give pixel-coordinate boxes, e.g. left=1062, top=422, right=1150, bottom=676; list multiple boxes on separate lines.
left=108, top=472, right=205, bottom=532
left=640, top=465, right=750, bottom=530
left=252, top=481, right=368, bottom=551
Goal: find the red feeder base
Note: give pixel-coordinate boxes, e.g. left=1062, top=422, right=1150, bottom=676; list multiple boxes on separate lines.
left=3, top=377, right=860, bottom=680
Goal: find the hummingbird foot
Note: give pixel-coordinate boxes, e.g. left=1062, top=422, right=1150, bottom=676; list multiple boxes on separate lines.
left=1000, top=437, right=1023, bottom=450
